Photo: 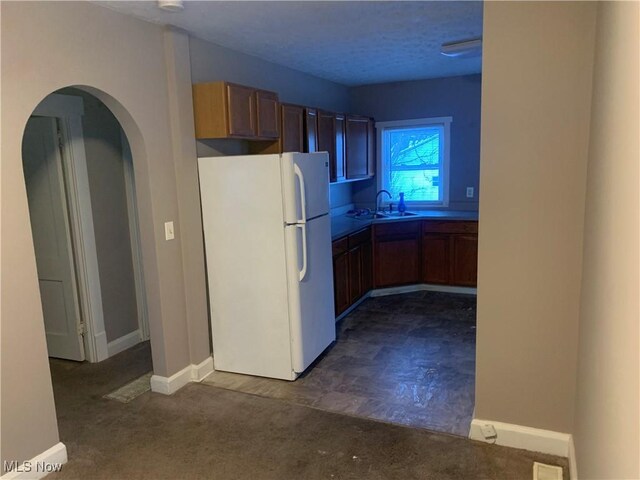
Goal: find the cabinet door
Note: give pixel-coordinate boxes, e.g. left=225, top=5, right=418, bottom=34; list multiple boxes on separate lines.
left=333, top=252, right=350, bottom=316
left=255, top=90, right=280, bottom=138
left=373, top=222, right=421, bottom=288
left=335, top=114, right=346, bottom=182
left=281, top=104, right=304, bottom=153
left=422, top=233, right=450, bottom=284
left=304, top=108, right=318, bottom=153
left=374, top=238, right=421, bottom=287
left=367, top=118, right=376, bottom=177
left=361, top=240, right=373, bottom=293
left=226, top=83, right=256, bottom=137
left=345, top=115, right=369, bottom=179
left=317, top=110, right=337, bottom=182
left=348, top=246, right=363, bottom=304
left=451, top=234, right=478, bottom=287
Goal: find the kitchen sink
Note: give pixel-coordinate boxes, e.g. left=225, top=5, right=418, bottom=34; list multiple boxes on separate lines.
left=387, top=211, right=418, bottom=217
left=352, top=212, right=388, bottom=220
left=348, top=211, right=417, bottom=220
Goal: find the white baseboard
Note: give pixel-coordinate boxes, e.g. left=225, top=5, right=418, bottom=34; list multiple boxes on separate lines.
left=150, top=356, right=214, bottom=395
left=94, top=331, right=109, bottom=362
left=191, top=356, right=214, bottom=382
left=370, top=283, right=477, bottom=297
left=469, top=419, right=571, bottom=457
left=1, top=442, right=67, bottom=479
left=107, top=330, right=141, bottom=357
left=568, top=435, right=578, bottom=480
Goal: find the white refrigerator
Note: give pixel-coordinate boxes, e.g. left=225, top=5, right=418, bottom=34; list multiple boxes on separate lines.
left=198, top=152, right=336, bottom=381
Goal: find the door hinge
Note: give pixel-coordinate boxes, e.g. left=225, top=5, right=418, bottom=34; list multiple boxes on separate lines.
left=56, top=126, right=64, bottom=149
left=78, top=321, right=86, bottom=336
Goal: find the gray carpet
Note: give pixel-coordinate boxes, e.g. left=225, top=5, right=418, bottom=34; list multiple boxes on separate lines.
left=47, top=342, right=568, bottom=480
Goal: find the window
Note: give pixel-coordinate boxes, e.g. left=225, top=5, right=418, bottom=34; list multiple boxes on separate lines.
left=377, top=117, right=452, bottom=207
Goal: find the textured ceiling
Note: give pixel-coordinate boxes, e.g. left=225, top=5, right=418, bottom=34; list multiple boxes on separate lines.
left=94, top=1, right=483, bottom=86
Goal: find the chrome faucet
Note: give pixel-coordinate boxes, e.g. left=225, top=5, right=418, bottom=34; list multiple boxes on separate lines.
left=375, top=189, right=392, bottom=213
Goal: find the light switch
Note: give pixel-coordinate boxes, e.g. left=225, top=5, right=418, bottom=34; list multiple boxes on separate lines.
left=466, top=187, right=475, bottom=198
left=164, top=221, right=175, bottom=241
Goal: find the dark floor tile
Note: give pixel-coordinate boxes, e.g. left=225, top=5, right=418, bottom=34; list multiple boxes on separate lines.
left=203, top=291, right=478, bottom=438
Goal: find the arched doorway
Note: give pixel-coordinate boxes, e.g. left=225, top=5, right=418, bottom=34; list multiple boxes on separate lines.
left=22, top=88, right=150, bottom=364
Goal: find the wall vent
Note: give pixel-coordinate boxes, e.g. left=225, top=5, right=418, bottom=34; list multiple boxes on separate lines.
left=533, top=462, right=563, bottom=480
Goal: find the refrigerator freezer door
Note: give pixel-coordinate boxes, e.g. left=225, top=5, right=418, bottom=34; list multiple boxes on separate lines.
left=285, top=214, right=336, bottom=373
left=281, top=152, right=330, bottom=224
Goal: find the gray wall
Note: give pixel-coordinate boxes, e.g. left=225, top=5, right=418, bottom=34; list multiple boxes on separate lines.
left=475, top=1, right=596, bottom=433
left=63, top=88, right=139, bottom=342
left=349, top=74, right=481, bottom=211
left=572, top=2, right=639, bottom=478
left=1, top=2, right=210, bottom=469
left=189, top=36, right=354, bottom=209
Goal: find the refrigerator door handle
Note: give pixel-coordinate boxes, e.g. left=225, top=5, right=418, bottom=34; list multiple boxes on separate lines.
left=294, top=163, right=307, bottom=224
left=297, top=223, right=308, bottom=281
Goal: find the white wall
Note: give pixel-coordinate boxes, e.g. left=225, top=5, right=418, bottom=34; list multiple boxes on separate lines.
left=572, top=2, right=639, bottom=478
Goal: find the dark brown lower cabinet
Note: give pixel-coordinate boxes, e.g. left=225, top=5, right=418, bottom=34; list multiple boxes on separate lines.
left=361, top=240, right=373, bottom=293
left=451, top=234, right=478, bottom=286
left=422, top=233, right=450, bottom=284
left=332, top=221, right=478, bottom=316
left=373, top=221, right=421, bottom=288
left=422, top=221, right=478, bottom=287
left=333, top=251, right=350, bottom=316
left=348, top=246, right=363, bottom=304
left=332, top=227, right=372, bottom=317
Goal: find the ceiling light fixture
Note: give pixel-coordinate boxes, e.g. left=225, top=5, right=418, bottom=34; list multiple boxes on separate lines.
left=440, top=38, right=482, bottom=58
left=157, top=0, right=184, bottom=12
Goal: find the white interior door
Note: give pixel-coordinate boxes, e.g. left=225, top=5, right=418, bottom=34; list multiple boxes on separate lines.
left=23, top=116, right=85, bottom=361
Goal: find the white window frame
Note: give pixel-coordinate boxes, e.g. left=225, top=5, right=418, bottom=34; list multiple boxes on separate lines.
left=376, top=116, right=452, bottom=208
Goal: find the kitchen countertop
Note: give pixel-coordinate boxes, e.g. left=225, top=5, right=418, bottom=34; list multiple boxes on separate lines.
left=331, top=210, right=479, bottom=240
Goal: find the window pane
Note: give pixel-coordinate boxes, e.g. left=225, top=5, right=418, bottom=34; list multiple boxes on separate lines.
left=384, top=125, right=442, bottom=202
left=390, top=169, right=440, bottom=202
left=389, top=127, right=440, bottom=169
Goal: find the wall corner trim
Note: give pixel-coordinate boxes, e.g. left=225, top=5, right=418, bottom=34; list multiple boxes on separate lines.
left=190, top=356, right=214, bottom=382
left=1, top=442, right=67, bottom=480
left=568, top=435, right=578, bottom=480
left=150, top=356, right=214, bottom=395
left=469, top=418, right=571, bottom=458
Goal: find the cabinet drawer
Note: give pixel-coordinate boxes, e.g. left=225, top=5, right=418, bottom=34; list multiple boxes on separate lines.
left=374, top=220, right=421, bottom=238
left=332, top=237, right=348, bottom=256
left=348, top=227, right=371, bottom=248
left=422, top=220, right=478, bottom=234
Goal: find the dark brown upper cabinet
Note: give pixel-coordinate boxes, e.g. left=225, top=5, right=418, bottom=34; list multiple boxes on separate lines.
left=345, top=114, right=375, bottom=180
left=192, top=81, right=279, bottom=140
left=317, top=110, right=337, bottom=182
left=255, top=90, right=280, bottom=138
left=335, top=113, right=347, bottom=182
left=280, top=104, right=304, bottom=153
left=304, top=108, right=319, bottom=153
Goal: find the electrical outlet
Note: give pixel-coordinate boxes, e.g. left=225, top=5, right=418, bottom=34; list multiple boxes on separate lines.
left=466, top=187, right=475, bottom=198
left=480, top=424, right=497, bottom=439
left=164, top=221, right=175, bottom=241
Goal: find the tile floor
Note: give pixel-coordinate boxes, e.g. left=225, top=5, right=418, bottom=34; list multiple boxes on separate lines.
left=203, top=290, right=477, bottom=436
